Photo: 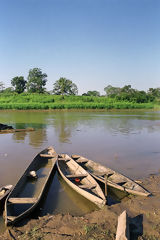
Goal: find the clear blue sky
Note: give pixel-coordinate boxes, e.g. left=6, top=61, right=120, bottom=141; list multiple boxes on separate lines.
left=0, top=0, right=159, bottom=94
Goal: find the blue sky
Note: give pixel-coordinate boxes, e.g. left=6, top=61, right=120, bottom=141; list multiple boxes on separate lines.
left=0, top=0, right=159, bottom=94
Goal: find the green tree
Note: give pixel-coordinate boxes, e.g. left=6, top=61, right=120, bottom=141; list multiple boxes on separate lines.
left=104, top=85, right=121, bottom=97
left=120, top=85, right=135, bottom=94
left=82, top=90, right=100, bottom=96
left=53, top=77, right=78, bottom=95
left=27, top=68, right=47, bottom=93
left=148, top=88, right=160, bottom=98
left=3, top=87, right=14, bottom=94
left=11, top=76, right=27, bottom=93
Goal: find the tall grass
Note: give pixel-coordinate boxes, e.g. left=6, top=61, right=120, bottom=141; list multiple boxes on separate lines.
left=0, top=93, right=156, bottom=110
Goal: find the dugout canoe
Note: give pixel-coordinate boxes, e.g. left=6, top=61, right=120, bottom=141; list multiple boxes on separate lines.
left=0, top=185, right=13, bottom=209
left=71, top=155, right=151, bottom=197
left=5, top=146, right=57, bottom=226
left=0, top=127, right=34, bottom=134
left=57, top=154, right=106, bottom=208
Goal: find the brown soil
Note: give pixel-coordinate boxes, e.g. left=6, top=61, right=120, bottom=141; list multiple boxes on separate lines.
left=1, top=174, right=160, bottom=240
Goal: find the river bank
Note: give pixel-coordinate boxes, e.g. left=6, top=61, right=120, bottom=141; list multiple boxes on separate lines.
left=0, top=93, right=158, bottom=110
left=1, top=174, right=160, bottom=240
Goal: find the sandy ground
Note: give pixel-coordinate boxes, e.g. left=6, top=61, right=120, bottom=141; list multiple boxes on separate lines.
left=1, top=174, right=160, bottom=240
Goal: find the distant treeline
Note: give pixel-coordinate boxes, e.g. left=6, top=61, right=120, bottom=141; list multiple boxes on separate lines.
left=0, top=67, right=160, bottom=109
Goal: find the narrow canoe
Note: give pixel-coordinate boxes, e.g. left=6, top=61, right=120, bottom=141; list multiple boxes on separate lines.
left=0, top=127, right=34, bottom=134
left=57, top=154, right=106, bottom=209
left=71, top=155, right=151, bottom=197
left=5, top=146, right=57, bottom=226
left=0, top=185, right=13, bottom=209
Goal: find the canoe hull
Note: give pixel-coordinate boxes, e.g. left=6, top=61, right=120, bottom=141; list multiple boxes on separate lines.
left=57, top=155, right=106, bottom=209
left=71, top=155, right=151, bottom=197
left=0, top=185, right=13, bottom=210
left=5, top=147, right=57, bottom=226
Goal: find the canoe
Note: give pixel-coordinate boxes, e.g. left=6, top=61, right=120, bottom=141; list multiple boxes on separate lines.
left=0, top=127, right=34, bottom=134
left=5, top=146, right=57, bottom=226
left=0, top=185, right=13, bottom=209
left=57, top=154, right=106, bottom=208
left=71, top=155, right=151, bottom=197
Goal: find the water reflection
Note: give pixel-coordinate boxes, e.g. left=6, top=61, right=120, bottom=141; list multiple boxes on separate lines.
left=53, top=112, right=78, bottom=143
left=12, top=132, right=27, bottom=141
left=0, top=110, right=160, bottom=179
left=28, top=129, right=47, bottom=147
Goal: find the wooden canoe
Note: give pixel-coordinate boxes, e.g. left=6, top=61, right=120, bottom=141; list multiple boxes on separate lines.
left=5, top=146, right=57, bottom=226
left=0, top=185, right=13, bottom=209
left=57, top=154, right=106, bottom=209
left=71, top=155, right=151, bottom=197
left=0, top=127, right=34, bottom=134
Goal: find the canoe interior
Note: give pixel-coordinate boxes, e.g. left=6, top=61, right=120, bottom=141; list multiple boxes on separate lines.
left=57, top=174, right=99, bottom=213
left=58, top=155, right=105, bottom=201
left=6, top=147, right=56, bottom=218
left=71, top=155, right=150, bottom=196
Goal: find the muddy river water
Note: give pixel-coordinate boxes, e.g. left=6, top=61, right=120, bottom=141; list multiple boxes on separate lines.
left=0, top=110, right=160, bottom=232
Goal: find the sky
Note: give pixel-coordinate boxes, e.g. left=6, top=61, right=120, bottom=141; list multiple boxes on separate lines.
left=0, top=0, right=160, bottom=95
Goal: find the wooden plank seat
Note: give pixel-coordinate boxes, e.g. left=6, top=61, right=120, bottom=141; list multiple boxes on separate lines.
left=66, top=174, right=88, bottom=179
left=79, top=184, right=97, bottom=189
left=40, top=154, right=56, bottom=158
left=58, top=157, right=70, bottom=162
left=76, top=158, right=88, bottom=163
left=8, top=197, right=37, bottom=204
left=7, top=216, right=16, bottom=221
left=71, top=155, right=81, bottom=159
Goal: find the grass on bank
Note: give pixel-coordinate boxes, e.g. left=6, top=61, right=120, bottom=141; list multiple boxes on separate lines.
left=0, top=93, right=158, bottom=110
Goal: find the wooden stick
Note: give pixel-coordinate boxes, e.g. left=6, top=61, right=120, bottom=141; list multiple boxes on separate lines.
left=40, top=154, right=56, bottom=158
left=8, top=197, right=37, bottom=204
left=66, top=174, right=87, bottom=178
left=104, top=174, right=108, bottom=198
left=116, top=210, right=130, bottom=240
left=7, top=229, right=16, bottom=240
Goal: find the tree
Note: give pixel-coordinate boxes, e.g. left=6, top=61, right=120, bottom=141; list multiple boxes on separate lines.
left=82, top=90, right=100, bottom=97
left=148, top=88, right=160, bottom=98
left=53, top=77, right=78, bottom=95
left=120, top=85, right=135, bottom=94
left=104, top=85, right=121, bottom=97
left=27, top=68, right=47, bottom=93
left=3, top=87, right=14, bottom=93
left=11, top=76, right=27, bottom=93
left=0, top=82, right=5, bottom=92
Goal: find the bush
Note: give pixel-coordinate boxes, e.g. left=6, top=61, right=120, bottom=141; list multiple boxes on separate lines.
left=0, top=93, right=156, bottom=110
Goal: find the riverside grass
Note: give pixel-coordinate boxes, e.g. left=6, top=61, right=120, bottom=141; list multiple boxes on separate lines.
left=0, top=93, right=155, bottom=110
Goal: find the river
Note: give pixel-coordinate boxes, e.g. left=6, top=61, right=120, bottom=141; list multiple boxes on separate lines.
left=0, top=110, right=160, bottom=231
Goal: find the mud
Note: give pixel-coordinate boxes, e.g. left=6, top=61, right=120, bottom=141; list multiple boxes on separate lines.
left=1, top=174, right=160, bottom=240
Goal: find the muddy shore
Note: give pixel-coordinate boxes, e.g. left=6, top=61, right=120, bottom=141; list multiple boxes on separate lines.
left=1, top=174, right=160, bottom=240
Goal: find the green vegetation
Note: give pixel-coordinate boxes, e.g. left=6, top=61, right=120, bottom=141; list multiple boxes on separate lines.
left=0, top=93, right=158, bottom=110
left=0, top=67, right=159, bottom=109
left=104, top=84, right=159, bottom=103
left=82, top=90, right=100, bottom=97
left=27, top=68, right=47, bottom=93
left=53, top=77, right=78, bottom=95
left=11, top=76, right=27, bottom=94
